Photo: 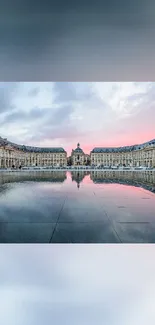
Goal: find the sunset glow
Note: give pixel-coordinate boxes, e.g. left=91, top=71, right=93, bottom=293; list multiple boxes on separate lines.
left=0, top=82, right=154, bottom=154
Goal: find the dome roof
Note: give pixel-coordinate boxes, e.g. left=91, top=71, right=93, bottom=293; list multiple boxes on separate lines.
left=74, top=147, right=83, bottom=153
left=73, top=143, right=84, bottom=153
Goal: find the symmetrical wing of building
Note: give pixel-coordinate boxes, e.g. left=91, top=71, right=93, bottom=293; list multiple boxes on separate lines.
left=0, top=137, right=67, bottom=168
left=0, top=136, right=155, bottom=168
left=90, top=139, right=155, bottom=168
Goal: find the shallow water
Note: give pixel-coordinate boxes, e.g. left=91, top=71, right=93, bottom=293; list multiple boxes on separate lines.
left=0, top=170, right=155, bottom=243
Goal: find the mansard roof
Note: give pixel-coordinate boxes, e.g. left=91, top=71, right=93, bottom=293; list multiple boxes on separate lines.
left=91, top=139, right=155, bottom=153
left=0, top=137, right=66, bottom=153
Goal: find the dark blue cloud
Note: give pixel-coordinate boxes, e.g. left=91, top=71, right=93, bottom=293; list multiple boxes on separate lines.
left=0, top=1, right=155, bottom=80
left=0, top=0, right=151, bottom=15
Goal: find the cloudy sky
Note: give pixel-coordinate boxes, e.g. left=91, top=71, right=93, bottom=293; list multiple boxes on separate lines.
left=0, top=0, right=155, bottom=80
left=0, top=82, right=155, bottom=154
left=0, top=245, right=155, bottom=325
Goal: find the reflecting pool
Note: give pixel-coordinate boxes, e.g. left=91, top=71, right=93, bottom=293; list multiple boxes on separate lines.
left=0, top=170, right=155, bottom=243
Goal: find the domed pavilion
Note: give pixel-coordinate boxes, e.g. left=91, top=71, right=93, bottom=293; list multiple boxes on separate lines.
left=71, top=143, right=86, bottom=166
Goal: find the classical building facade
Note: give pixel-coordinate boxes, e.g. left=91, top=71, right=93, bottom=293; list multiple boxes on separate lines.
left=0, top=136, right=155, bottom=169
left=90, top=139, right=155, bottom=168
left=0, top=137, right=67, bottom=168
left=71, top=143, right=88, bottom=166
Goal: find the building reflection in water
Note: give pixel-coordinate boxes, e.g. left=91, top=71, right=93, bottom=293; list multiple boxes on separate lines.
left=71, top=171, right=90, bottom=188
left=70, top=170, right=155, bottom=192
left=0, top=171, right=67, bottom=185
left=0, top=170, right=155, bottom=192
left=90, top=170, right=155, bottom=192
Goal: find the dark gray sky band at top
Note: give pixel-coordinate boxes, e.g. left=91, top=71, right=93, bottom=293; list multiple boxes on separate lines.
left=0, top=0, right=155, bottom=80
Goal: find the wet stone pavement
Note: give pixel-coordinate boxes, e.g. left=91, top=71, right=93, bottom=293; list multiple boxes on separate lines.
left=0, top=170, right=155, bottom=243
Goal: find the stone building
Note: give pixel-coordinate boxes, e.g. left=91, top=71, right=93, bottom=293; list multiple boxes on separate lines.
left=71, top=143, right=90, bottom=166
left=0, top=137, right=67, bottom=168
left=1, top=136, right=155, bottom=169
left=90, top=139, right=155, bottom=168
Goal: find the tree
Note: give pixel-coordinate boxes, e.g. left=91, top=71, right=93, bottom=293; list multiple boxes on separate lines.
left=67, top=156, right=72, bottom=166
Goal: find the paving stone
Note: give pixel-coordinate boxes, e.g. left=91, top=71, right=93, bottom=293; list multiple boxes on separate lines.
left=51, top=221, right=120, bottom=243
left=0, top=171, right=154, bottom=243
left=0, top=222, right=55, bottom=243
